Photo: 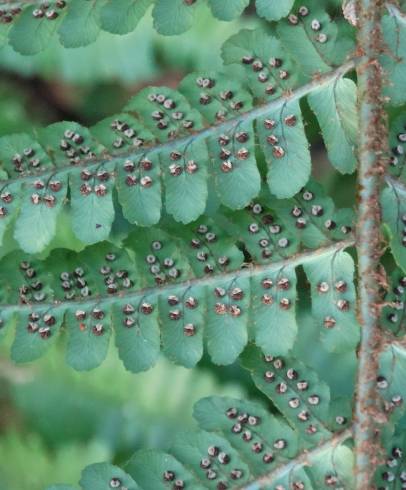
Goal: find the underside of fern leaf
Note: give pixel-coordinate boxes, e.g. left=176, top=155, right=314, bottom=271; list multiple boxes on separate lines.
left=0, top=185, right=358, bottom=371
left=46, top=388, right=354, bottom=490
left=0, top=47, right=357, bottom=253
left=2, top=0, right=406, bottom=488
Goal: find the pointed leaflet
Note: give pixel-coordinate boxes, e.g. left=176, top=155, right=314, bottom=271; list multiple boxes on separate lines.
left=58, top=0, right=103, bottom=48
left=241, top=346, right=332, bottom=444
left=381, top=181, right=406, bottom=271
left=91, top=113, right=161, bottom=226
left=304, top=250, right=359, bottom=353
left=99, top=0, right=152, bottom=35
left=308, top=78, right=357, bottom=174
left=79, top=463, right=139, bottom=490
left=152, top=0, right=198, bottom=35
left=258, top=99, right=311, bottom=198
left=180, top=71, right=261, bottom=209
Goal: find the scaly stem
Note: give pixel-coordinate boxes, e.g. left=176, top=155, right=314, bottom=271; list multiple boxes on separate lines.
left=354, top=0, right=388, bottom=487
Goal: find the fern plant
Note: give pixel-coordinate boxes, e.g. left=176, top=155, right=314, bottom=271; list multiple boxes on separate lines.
left=0, top=0, right=406, bottom=488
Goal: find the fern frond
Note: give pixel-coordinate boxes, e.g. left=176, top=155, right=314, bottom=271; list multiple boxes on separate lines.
left=0, top=186, right=356, bottom=370
left=0, top=0, right=336, bottom=54
left=0, top=1, right=353, bottom=55
left=46, top=392, right=354, bottom=490
left=0, top=55, right=356, bottom=253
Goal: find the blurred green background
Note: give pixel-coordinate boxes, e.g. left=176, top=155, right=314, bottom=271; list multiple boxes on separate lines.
left=0, top=4, right=358, bottom=489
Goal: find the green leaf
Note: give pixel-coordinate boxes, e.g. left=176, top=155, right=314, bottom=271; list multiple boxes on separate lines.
left=159, top=286, right=205, bottom=367
left=99, top=0, right=153, bottom=35
left=206, top=276, right=250, bottom=365
left=258, top=99, right=311, bottom=198
left=241, top=346, right=333, bottom=444
left=58, top=0, right=103, bottom=48
left=381, top=182, right=406, bottom=271
left=209, top=120, right=261, bottom=209
left=304, top=250, right=359, bottom=352
left=381, top=12, right=406, bottom=106
left=80, top=463, right=139, bottom=490
left=11, top=306, right=64, bottom=363
left=65, top=305, right=112, bottom=371
left=269, top=180, right=355, bottom=249
left=277, top=4, right=338, bottom=76
left=171, top=430, right=252, bottom=487
left=194, top=396, right=299, bottom=475
left=9, top=6, right=63, bottom=55
left=309, top=445, right=354, bottom=488
left=152, top=0, right=198, bottom=35
left=161, top=140, right=209, bottom=223
left=222, top=29, right=298, bottom=101
left=90, top=113, right=161, bottom=226
left=374, top=428, right=406, bottom=488
left=112, top=295, right=160, bottom=373
left=0, top=182, right=20, bottom=248
left=208, top=0, right=249, bottom=21
left=70, top=162, right=115, bottom=244
left=251, top=266, right=298, bottom=356
left=388, top=115, right=406, bottom=181
left=255, top=0, right=295, bottom=21
left=308, top=78, right=357, bottom=174
left=381, top=269, right=406, bottom=337
left=126, top=450, right=206, bottom=490
left=378, top=344, right=406, bottom=422
left=14, top=174, right=68, bottom=253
